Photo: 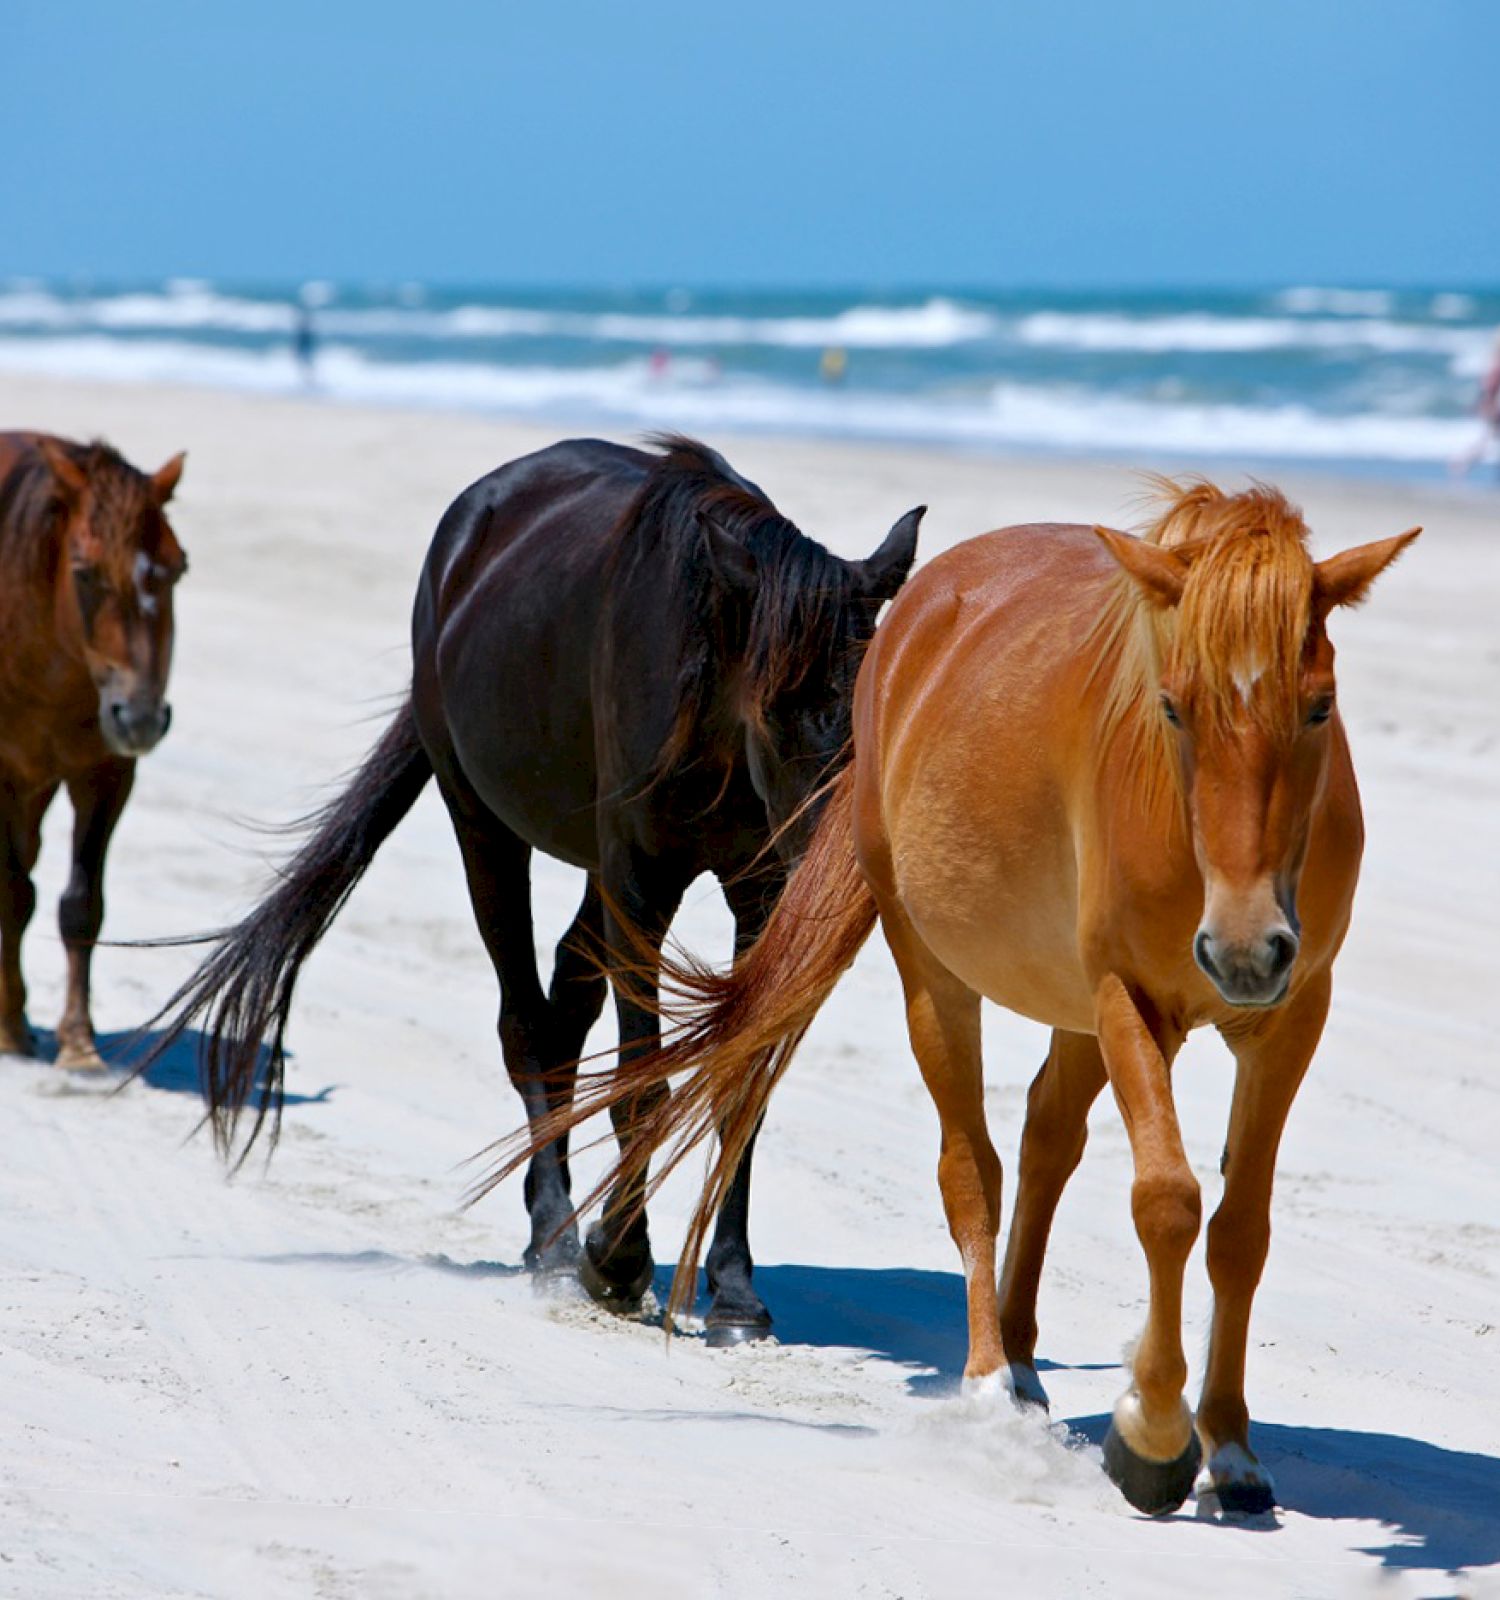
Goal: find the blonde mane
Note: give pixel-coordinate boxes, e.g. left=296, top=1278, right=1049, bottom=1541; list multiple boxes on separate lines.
left=1085, top=478, right=1315, bottom=806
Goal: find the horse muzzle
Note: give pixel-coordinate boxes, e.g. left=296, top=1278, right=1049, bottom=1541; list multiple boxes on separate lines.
left=100, top=694, right=172, bottom=757
left=1193, top=924, right=1299, bottom=1008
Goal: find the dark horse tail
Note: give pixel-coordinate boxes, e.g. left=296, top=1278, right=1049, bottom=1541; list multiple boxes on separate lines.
left=475, top=765, right=877, bottom=1327
left=142, top=700, right=432, bottom=1159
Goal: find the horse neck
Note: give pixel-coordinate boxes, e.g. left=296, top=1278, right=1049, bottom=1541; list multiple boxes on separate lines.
left=596, top=554, right=745, bottom=794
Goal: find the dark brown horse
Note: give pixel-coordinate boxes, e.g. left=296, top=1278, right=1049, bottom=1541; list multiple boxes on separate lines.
left=144, top=435, right=919, bottom=1342
left=0, top=431, right=187, bottom=1069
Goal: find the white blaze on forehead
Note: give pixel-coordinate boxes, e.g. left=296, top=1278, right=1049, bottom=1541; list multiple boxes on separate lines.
left=1232, top=655, right=1266, bottom=703
left=134, top=550, right=164, bottom=616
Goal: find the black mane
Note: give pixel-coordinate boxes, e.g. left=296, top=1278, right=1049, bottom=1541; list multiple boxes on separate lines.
left=610, top=434, right=863, bottom=769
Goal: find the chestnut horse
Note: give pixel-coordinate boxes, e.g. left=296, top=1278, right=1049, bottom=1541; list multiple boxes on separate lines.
left=143, top=435, right=919, bottom=1343
left=0, top=432, right=187, bottom=1069
left=488, top=480, right=1416, bottom=1515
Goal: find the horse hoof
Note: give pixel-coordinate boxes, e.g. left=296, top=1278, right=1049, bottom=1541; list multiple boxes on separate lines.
left=1102, top=1422, right=1202, bottom=1517
left=577, top=1246, right=654, bottom=1316
left=55, top=1042, right=108, bottom=1073
left=703, top=1314, right=773, bottom=1349
left=1200, top=1443, right=1278, bottom=1517
left=1007, top=1362, right=1051, bottom=1412
left=523, top=1231, right=581, bottom=1279
left=1214, top=1477, right=1277, bottom=1517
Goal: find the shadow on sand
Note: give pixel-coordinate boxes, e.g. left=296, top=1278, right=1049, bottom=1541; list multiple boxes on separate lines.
left=688, top=1262, right=1500, bottom=1577
left=666, top=1261, right=1118, bottom=1395
left=1069, top=1410, right=1500, bottom=1575
left=55, top=1025, right=337, bottom=1110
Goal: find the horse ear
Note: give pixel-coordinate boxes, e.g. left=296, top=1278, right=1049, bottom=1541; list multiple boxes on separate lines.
left=699, top=514, right=757, bottom=592
left=858, top=506, right=924, bottom=600
left=1094, top=525, right=1190, bottom=608
left=1313, top=528, right=1420, bottom=613
left=152, top=451, right=187, bottom=503
left=39, top=437, right=87, bottom=499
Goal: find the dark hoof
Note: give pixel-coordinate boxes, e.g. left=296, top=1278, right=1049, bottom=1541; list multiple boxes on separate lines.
left=1213, top=1477, right=1277, bottom=1517
left=1007, top=1363, right=1050, bottom=1412
left=578, top=1236, right=654, bottom=1315
left=1102, top=1423, right=1203, bottom=1517
left=523, top=1229, right=580, bottom=1279
left=703, top=1313, right=773, bottom=1349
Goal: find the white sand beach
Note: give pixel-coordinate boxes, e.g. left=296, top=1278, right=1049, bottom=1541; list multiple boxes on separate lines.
left=1, top=372, right=1497, bottom=1598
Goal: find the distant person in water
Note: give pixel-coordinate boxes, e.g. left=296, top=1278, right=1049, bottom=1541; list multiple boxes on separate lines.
left=820, top=345, right=847, bottom=385
left=293, top=299, right=318, bottom=389
left=1453, top=329, right=1500, bottom=476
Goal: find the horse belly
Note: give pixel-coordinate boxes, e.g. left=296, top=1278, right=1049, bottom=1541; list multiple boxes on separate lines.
left=890, top=770, right=1096, bottom=1034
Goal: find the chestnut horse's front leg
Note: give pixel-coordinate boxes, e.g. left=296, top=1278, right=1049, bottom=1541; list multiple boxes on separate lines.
left=1198, top=972, right=1330, bottom=1515
left=1094, top=973, right=1201, bottom=1516
left=55, top=759, right=135, bottom=1070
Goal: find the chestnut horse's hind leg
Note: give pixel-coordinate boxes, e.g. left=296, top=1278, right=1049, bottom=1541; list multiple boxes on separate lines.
left=0, top=780, right=56, bottom=1058
left=55, top=759, right=135, bottom=1071
left=1197, top=973, right=1329, bottom=1516
left=884, top=909, right=1000, bottom=1384
left=998, top=1029, right=1108, bottom=1409
left=1094, top=973, right=1202, bottom=1516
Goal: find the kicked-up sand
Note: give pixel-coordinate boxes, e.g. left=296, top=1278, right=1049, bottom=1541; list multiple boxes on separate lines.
left=1, top=371, right=1497, bottom=1598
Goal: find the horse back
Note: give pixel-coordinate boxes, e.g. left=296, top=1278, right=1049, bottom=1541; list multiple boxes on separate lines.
left=412, top=439, right=659, bottom=868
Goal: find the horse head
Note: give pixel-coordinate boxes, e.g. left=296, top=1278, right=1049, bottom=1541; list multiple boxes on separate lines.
left=729, top=505, right=923, bottom=857
left=1097, top=487, right=1416, bottom=1007
left=41, top=438, right=189, bottom=758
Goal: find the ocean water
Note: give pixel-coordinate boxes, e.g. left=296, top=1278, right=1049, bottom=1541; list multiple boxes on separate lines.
left=2, top=278, right=1497, bottom=478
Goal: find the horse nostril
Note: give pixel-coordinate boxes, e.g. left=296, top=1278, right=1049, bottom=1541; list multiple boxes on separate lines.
left=1265, top=929, right=1299, bottom=977
left=1194, top=930, right=1220, bottom=980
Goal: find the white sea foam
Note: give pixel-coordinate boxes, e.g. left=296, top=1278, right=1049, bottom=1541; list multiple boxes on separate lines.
left=0, top=285, right=292, bottom=334
left=1430, top=292, right=1478, bottom=320
left=2, top=286, right=1489, bottom=380
left=1273, top=285, right=1396, bottom=316
left=0, top=289, right=1000, bottom=350
left=0, top=334, right=1476, bottom=465
left=1015, top=310, right=1487, bottom=362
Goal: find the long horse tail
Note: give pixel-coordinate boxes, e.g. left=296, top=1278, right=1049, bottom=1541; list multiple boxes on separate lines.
left=139, top=699, right=432, bottom=1160
left=476, top=763, right=878, bottom=1327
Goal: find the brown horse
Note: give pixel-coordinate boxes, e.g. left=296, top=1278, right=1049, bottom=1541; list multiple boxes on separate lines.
left=486, top=479, right=1417, bottom=1517
left=0, top=432, right=187, bottom=1069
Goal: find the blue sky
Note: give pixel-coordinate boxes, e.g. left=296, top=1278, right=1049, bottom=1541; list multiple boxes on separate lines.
left=8, top=0, right=1496, bottom=287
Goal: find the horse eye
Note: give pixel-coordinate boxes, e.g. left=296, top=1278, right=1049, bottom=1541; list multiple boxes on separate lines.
left=1160, top=694, right=1182, bottom=728
left=1306, top=698, right=1334, bottom=726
